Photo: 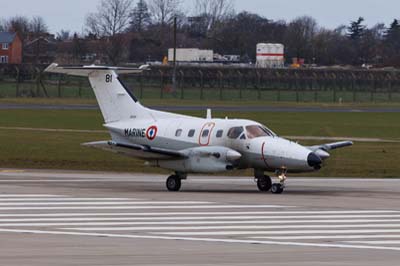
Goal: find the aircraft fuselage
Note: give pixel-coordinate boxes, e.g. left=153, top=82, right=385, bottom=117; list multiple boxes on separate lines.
left=106, top=116, right=317, bottom=173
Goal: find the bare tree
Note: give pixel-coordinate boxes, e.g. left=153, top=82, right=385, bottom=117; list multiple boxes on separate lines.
left=30, top=16, right=49, bottom=37
left=56, top=30, right=71, bottom=41
left=86, top=0, right=133, bottom=37
left=3, top=16, right=30, bottom=41
left=148, top=0, right=181, bottom=26
left=85, top=0, right=134, bottom=65
left=194, top=0, right=234, bottom=32
left=0, top=19, right=5, bottom=31
left=130, top=0, right=151, bottom=32
left=285, top=16, right=318, bottom=63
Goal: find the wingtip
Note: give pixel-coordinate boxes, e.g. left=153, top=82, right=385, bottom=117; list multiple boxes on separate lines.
left=139, top=64, right=150, bottom=70
left=44, top=63, right=59, bottom=73
left=347, top=141, right=354, bottom=146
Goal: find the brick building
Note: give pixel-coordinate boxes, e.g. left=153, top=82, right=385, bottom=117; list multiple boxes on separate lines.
left=24, top=34, right=56, bottom=64
left=0, top=32, right=22, bottom=64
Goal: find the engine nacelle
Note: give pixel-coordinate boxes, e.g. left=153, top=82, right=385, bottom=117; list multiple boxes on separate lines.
left=153, top=146, right=242, bottom=173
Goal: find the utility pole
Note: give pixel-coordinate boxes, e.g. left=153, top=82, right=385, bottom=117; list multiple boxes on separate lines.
left=172, top=16, right=177, bottom=94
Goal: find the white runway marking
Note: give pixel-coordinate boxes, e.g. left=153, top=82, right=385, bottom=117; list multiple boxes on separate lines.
left=0, top=201, right=213, bottom=206
left=0, top=179, right=160, bottom=182
left=0, top=205, right=288, bottom=210
left=346, top=240, right=400, bottom=245
left=0, top=198, right=133, bottom=201
left=2, top=218, right=400, bottom=223
left=61, top=223, right=400, bottom=233
left=0, top=211, right=398, bottom=218
left=60, top=223, right=400, bottom=231
left=0, top=228, right=399, bottom=252
left=0, top=194, right=62, bottom=197
left=0, top=193, right=399, bottom=251
left=0, top=221, right=400, bottom=228
left=250, top=235, right=400, bottom=240
left=160, top=229, right=400, bottom=236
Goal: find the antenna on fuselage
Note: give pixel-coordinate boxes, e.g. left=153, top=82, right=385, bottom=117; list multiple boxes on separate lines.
left=206, top=109, right=212, bottom=120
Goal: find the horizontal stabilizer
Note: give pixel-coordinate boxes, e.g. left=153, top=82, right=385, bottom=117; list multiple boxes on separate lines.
left=45, top=63, right=150, bottom=77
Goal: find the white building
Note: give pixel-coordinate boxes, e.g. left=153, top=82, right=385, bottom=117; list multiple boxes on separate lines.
left=168, top=48, right=213, bottom=62
left=256, top=43, right=285, bottom=68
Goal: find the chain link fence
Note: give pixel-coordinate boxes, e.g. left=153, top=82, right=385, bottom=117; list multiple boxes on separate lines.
left=1, top=64, right=400, bottom=102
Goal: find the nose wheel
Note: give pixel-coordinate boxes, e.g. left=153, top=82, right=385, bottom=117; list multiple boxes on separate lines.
left=271, top=170, right=287, bottom=194
left=271, top=183, right=284, bottom=194
left=254, top=169, right=287, bottom=194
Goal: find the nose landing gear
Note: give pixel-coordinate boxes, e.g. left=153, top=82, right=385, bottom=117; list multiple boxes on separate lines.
left=271, top=183, right=284, bottom=194
left=254, top=169, right=286, bottom=194
left=271, top=170, right=287, bottom=194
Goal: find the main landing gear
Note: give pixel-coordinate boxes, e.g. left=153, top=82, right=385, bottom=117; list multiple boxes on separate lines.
left=166, top=173, right=187, bottom=192
left=255, top=169, right=287, bottom=194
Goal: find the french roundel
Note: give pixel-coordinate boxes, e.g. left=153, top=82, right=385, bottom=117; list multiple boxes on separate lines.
left=146, top=126, right=158, bottom=140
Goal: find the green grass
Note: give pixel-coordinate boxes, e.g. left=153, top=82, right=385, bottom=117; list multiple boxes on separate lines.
left=2, top=80, right=400, bottom=103
left=2, top=97, right=400, bottom=109
left=2, top=110, right=398, bottom=140
left=0, top=108, right=399, bottom=177
left=0, top=129, right=152, bottom=173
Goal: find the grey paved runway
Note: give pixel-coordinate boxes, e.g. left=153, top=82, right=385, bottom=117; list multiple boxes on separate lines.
left=1, top=103, right=400, bottom=112
left=0, top=169, right=400, bottom=265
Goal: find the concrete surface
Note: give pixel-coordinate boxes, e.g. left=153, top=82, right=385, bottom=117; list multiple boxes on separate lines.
left=0, top=169, right=400, bottom=265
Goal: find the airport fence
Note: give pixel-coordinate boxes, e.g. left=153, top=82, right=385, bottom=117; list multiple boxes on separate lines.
left=1, top=64, right=400, bottom=102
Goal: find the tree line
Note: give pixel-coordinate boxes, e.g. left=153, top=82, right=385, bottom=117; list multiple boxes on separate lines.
left=1, top=0, right=400, bottom=67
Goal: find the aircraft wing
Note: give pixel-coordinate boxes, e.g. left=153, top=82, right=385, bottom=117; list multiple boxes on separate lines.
left=307, top=141, right=353, bottom=160
left=82, top=141, right=187, bottom=160
left=308, top=141, right=354, bottom=152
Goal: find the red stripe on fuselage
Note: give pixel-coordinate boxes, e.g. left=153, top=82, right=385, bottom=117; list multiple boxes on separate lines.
left=257, top=53, right=284, bottom=57
left=261, top=141, right=269, bottom=168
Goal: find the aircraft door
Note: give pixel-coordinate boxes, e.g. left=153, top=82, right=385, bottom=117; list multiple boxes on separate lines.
left=199, top=122, right=215, bottom=146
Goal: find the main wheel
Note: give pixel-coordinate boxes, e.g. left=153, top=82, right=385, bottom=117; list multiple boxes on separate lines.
left=257, top=175, right=272, bottom=192
left=271, top=183, right=284, bottom=194
left=166, top=175, right=181, bottom=192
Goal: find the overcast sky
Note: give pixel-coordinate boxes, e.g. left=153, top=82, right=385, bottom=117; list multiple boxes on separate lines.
left=1, top=0, right=399, bottom=34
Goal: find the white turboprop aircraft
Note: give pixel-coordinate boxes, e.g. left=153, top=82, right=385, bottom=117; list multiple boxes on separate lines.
left=45, top=64, right=353, bottom=194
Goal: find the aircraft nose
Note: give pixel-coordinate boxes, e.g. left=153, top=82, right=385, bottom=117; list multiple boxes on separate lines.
left=307, top=152, right=322, bottom=168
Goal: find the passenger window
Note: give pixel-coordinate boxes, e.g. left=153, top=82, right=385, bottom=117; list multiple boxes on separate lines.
left=188, top=129, right=195, bottom=137
left=175, top=129, right=183, bottom=137
left=227, top=127, right=244, bottom=139
left=202, top=129, right=210, bottom=137
left=240, top=133, right=246, bottom=140
left=216, top=130, right=223, bottom=138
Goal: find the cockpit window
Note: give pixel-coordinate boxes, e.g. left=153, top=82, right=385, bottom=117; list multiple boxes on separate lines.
left=263, top=126, right=276, bottom=137
left=246, top=125, right=274, bottom=139
left=227, top=127, right=244, bottom=139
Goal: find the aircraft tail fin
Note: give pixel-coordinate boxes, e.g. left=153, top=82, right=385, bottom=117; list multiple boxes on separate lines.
left=45, top=63, right=151, bottom=123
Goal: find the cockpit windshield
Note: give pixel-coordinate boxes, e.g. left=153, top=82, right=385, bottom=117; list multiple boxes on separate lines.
left=246, top=125, right=276, bottom=139
left=227, top=127, right=244, bottom=139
